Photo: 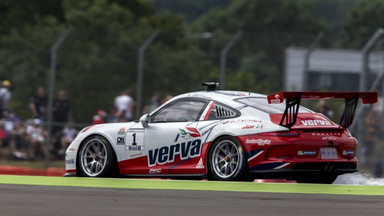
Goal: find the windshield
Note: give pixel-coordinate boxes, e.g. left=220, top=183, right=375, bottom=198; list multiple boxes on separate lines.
left=236, top=97, right=311, bottom=114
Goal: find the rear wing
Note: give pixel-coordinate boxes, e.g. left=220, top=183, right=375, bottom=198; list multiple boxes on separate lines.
left=267, top=92, right=378, bottom=129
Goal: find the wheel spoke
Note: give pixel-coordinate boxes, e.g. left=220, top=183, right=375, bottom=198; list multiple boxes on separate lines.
left=225, top=163, right=231, bottom=175
left=218, top=146, right=227, bottom=155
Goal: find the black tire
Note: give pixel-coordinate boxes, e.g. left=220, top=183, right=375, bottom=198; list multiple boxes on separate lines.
left=295, top=174, right=338, bottom=184
left=78, top=135, right=116, bottom=177
left=208, top=136, right=248, bottom=181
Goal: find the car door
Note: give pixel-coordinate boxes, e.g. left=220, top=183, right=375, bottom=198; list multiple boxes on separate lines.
left=142, top=98, right=208, bottom=175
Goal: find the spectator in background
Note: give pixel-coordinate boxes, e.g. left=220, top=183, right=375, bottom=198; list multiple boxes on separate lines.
left=0, top=80, right=12, bottom=119
left=0, top=123, right=8, bottom=156
left=9, top=121, right=27, bottom=160
left=2, top=110, right=21, bottom=139
left=162, top=94, right=173, bottom=104
left=26, top=118, right=46, bottom=160
left=58, top=122, right=77, bottom=158
left=0, top=110, right=22, bottom=157
left=53, top=90, right=71, bottom=134
left=29, top=86, right=47, bottom=120
left=114, top=89, right=134, bottom=122
left=142, top=92, right=161, bottom=114
left=92, top=109, right=107, bottom=125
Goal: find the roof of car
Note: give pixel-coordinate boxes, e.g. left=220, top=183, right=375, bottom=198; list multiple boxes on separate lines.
left=172, top=90, right=267, bottom=105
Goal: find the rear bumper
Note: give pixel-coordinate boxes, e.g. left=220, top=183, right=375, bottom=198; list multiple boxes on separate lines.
left=249, top=162, right=357, bottom=179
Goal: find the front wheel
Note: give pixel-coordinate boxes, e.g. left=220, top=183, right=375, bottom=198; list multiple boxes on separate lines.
left=78, top=135, right=116, bottom=177
left=208, top=136, right=248, bottom=181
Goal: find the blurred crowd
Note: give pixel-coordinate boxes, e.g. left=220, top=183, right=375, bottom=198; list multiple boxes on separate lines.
left=0, top=80, right=173, bottom=162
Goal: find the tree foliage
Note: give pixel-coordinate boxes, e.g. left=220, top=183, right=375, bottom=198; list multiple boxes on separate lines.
left=0, top=0, right=213, bottom=122
left=339, top=0, right=384, bottom=49
left=190, top=0, right=328, bottom=92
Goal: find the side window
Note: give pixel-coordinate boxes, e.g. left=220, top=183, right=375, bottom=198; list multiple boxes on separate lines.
left=207, top=103, right=238, bottom=120
left=151, top=100, right=206, bottom=123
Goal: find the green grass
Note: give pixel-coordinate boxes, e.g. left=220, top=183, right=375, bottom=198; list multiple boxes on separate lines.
left=0, top=175, right=384, bottom=196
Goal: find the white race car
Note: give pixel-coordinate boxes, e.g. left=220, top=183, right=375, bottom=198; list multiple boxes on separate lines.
left=65, top=83, right=377, bottom=183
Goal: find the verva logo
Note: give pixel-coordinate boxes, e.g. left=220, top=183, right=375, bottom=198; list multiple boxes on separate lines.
left=301, top=120, right=332, bottom=126
left=148, top=139, right=202, bottom=167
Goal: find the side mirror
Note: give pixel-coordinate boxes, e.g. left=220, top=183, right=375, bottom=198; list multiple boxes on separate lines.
left=140, top=114, right=150, bottom=128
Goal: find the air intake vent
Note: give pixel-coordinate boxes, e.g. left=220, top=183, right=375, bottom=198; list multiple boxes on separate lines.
left=215, top=105, right=237, bottom=118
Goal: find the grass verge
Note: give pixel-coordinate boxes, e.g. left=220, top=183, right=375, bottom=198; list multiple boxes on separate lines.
left=0, top=175, right=383, bottom=196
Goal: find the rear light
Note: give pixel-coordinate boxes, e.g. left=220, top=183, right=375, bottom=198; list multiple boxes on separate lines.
left=258, top=130, right=301, bottom=137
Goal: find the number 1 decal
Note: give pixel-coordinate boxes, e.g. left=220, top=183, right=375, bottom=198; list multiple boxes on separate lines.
left=132, top=133, right=137, bottom=146
left=126, top=131, right=144, bottom=151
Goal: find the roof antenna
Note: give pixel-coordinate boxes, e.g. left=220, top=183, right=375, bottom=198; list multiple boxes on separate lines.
left=201, top=82, right=219, bottom=91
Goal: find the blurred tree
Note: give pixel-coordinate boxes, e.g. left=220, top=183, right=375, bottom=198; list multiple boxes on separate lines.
left=154, top=0, right=230, bottom=22
left=339, top=0, right=384, bottom=49
left=314, top=0, right=357, bottom=42
left=0, top=0, right=214, bottom=122
left=190, top=0, right=328, bottom=92
left=0, top=0, right=65, bottom=34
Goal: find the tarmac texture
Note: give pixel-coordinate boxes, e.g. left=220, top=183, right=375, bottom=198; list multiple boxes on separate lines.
left=0, top=184, right=383, bottom=216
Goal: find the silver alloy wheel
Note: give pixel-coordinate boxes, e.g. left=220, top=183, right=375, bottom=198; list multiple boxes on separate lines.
left=80, top=138, right=108, bottom=177
left=211, top=139, right=241, bottom=179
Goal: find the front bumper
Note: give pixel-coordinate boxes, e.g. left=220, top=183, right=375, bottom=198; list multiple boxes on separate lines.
left=63, top=172, right=77, bottom=177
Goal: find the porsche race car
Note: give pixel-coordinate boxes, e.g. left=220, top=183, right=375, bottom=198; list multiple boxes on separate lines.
left=65, top=83, right=377, bottom=183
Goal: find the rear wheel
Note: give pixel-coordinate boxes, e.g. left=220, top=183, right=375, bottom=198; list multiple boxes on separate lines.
left=208, top=136, right=247, bottom=181
left=78, top=135, right=116, bottom=177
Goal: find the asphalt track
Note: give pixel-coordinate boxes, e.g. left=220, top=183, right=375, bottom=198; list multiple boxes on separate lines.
left=1, top=183, right=383, bottom=216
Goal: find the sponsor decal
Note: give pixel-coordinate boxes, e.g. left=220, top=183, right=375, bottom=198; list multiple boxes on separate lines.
left=242, top=124, right=263, bottom=129
left=298, top=151, right=317, bottom=156
left=149, top=169, right=162, bottom=174
left=312, top=132, right=342, bottom=136
left=128, top=152, right=143, bottom=158
left=126, top=132, right=145, bottom=151
left=270, top=93, right=282, bottom=104
left=178, top=127, right=201, bottom=139
left=246, top=139, right=271, bottom=145
left=117, top=137, right=125, bottom=145
left=242, top=125, right=255, bottom=129
left=65, top=159, right=75, bottom=164
left=301, top=120, right=332, bottom=126
left=222, top=119, right=262, bottom=125
left=322, top=136, right=337, bottom=141
left=126, top=146, right=145, bottom=151
left=148, top=139, right=202, bottom=167
left=118, top=127, right=125, bottom=135
left=343, top=150, right=355, bottom=155
left=195, top=158, right=205, bottom=169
